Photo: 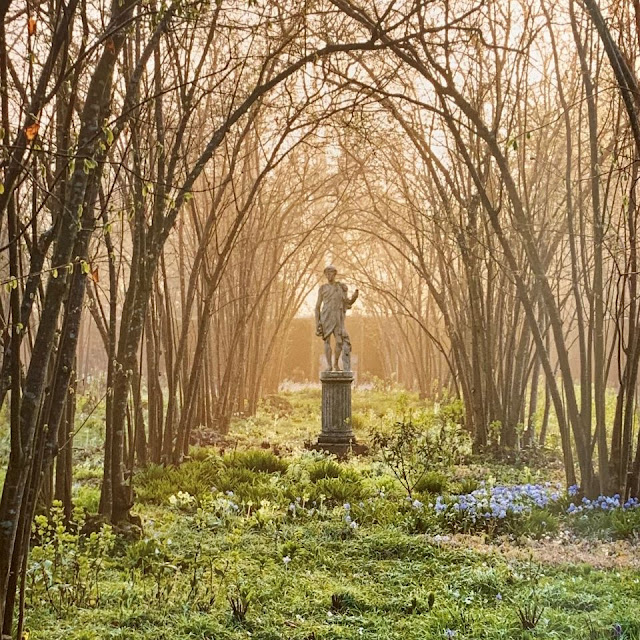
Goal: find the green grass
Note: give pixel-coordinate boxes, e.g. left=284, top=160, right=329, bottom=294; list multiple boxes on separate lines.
left=228, top=387, right=429, bottom=451
left=21, top=442, right=640, bottom=639
left=4, top=387, right=640, bottom=638
left=23, top=484, right=640, bottom=639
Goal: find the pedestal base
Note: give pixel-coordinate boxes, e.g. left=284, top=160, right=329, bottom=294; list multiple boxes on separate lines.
left=307, top=371, right=368, bottom=458
left=307, top=437, right=368, bottom=458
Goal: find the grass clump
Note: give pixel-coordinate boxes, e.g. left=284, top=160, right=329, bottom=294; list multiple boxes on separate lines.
left=135, top=459, right=221, bottom=504
left=415, top=471, right=449, bottom=495
left=223, top=448, right=288, bottom=474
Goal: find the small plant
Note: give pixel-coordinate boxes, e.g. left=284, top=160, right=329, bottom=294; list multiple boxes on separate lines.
left=307, top=458, right=343, bottom=481
left=403, top=595, right=419, bottom=614
left=228, top=586, right=250, bottom=623
left=516, top=600, right=544, bottom=630
left=331, top=592, right=347, bottom=612
left=415, top=471, right=448, bottom=495
left=330, top=591, right=359, bottom=613
left=27, top=502, right=115, bottom=615
left=224, top=449, right=288, bottom=474
left=371, top=418, right=438, bottom=499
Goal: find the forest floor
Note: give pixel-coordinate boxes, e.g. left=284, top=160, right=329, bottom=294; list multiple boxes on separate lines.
left=4, top=387, right=640, bottom=640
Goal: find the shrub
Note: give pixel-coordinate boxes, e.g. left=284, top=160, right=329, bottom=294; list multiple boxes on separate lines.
left=415, top=471, right=448, bottom=495
left=516, top=509, right=559, bottom=539
left=224, top=449, right=288, bottom=474
left=74, top=486, right=101, bottom=513
left=135, top=460, right=221, bottom=504
left=307, top=458, right=343, bottom=481
left=310, top=477, right=365, bottom=503
left=371, top=415, right=465, bottom=498
left=259, top=394, right=294, bottom=416
left=28, top=503, right=115, bottom=615
left=457, top=477, right=480, bottom=495
left=351, top=412, right=368, bottom=431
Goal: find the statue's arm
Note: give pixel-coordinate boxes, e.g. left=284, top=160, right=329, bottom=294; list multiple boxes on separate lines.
left=315, top=288, right=323, bottom=333
left=346, top=288, right=359, bottom=308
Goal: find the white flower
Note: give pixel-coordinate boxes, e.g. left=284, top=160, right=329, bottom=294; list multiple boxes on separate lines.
left=283, top=555, right=291, bottom=565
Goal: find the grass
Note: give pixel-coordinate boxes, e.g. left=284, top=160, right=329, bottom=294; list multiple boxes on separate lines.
left=3, top=387, right=640, bottom=638
left=23, top=486, right=640, bottom=639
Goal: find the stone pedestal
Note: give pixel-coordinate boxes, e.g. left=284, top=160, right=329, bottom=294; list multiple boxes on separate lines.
left=309, top=371, right=367, bottom=457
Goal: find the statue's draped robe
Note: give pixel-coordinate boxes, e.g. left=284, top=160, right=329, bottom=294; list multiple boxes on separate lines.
left=317, top=281, right=352, bottom=340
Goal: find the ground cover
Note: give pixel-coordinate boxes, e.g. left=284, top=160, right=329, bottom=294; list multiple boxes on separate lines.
left=5, top=389, right=640, bottom=639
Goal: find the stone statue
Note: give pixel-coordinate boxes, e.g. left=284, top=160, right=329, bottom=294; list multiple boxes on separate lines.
left=315, top=265, right=359, bottom=371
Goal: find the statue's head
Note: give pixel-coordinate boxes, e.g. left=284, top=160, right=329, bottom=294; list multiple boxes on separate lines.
left=323, top=265, right=337, bottom=282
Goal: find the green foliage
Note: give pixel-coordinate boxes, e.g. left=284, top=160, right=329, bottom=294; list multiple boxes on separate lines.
left=414, top=471, right=449, bottom=495
left=569, top=507, right=640, bottom=539
left=28, top=502, right=115, bottom=615
left=74, top=486, right=101, bottom=513
left=228, top=585, right=251, bottom=623
left=223, top=449, right=288, bottom=474
left=18, top=388, right=640, bottom=639
left=135, top=460, right=221, bottom=504
left=311, top=476, right=365, bottom=503
left=307, top=458, right=344, bottom=481
left=371, top=409, right=468, bottom=498
left=457, top=477, right=480, bottom=494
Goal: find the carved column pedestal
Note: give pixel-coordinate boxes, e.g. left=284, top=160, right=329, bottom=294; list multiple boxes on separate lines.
left=309, top=371, right=367, bottom=457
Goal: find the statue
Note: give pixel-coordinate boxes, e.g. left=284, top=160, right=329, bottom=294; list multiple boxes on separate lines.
left=315, top=265, right=359, bottom=371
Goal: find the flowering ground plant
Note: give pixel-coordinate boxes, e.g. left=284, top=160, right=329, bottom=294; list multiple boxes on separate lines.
left=431, top=483, right=563, bottom=536
left=566, top=488, right=640, bottom=539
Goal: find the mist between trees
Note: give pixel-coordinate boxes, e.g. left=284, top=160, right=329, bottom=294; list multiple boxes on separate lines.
left=1, top=0, right=640, bottom=633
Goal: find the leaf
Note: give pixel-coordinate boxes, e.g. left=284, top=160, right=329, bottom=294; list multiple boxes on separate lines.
left=105, top=38, right=116, bottom=55
left=80, top=260, right=90, bottom=275
left=27, top=17, right=37, bottom=36
left=91, top=267, right=99, bottom=283
left=25, top=122, right=40, bottom=142
left=104, top=126, right=114, bottom=146
left=52, top=268, right=58, bottom=279
left=0, top=183, right=4, bottom=195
